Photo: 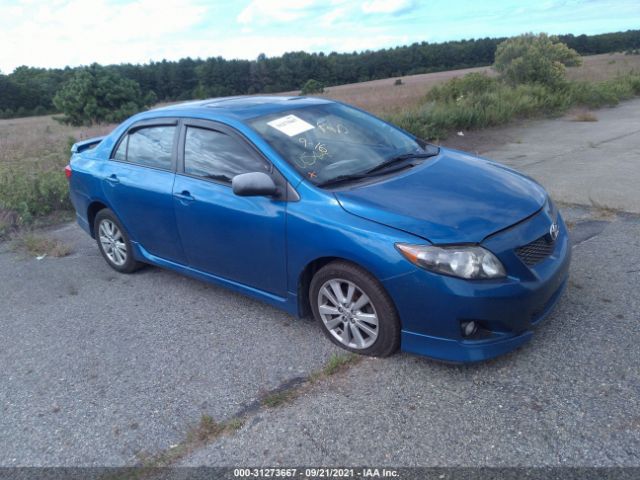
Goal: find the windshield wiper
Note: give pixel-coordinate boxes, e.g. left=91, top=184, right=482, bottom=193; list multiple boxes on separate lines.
left=365, top=150, right=438, bottom=175
left=317, top=147, right=440, bottom=188
left=316, top=172, right=372, bottom=188
left=317, top=161, right=417, bottom=188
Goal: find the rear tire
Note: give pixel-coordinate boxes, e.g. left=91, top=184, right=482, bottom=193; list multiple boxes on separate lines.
left=94, top=209, right=142, bottom=273
left=310, top=261, right=400, bottom=357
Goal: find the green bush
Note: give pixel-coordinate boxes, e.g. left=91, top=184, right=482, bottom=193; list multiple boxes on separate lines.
left=301, top=79, right=325, bottom=95
left=32, top=105, right=48, bottom=116
left=494, top=33, right=581, bottom=86
left=387, top=71, right=640, bottom=140
left=0, top=136, right=74, bottom=232
left=0, top=166, right=71, bottom=224
left=426, top=73, right=500, bottom=102
left=569, top=74, right=640, bottom=107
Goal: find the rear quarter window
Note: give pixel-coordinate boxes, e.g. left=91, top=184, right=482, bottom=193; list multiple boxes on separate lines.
left=113, top=125, right=176, bottom=170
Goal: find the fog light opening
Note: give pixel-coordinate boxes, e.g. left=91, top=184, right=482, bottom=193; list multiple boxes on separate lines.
left=461, top=321, right=478, bottom=338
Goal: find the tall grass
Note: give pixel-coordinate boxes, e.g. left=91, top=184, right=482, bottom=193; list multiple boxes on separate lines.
left=0, top=137, right=74, bottom=237
left=388, top=71, right=640, bottom=140
left=0, top=165, right=71, bottom=221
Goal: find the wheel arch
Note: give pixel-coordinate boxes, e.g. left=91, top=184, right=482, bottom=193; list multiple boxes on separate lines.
left=296, top=256, right=395, bottom=320
left=87, top=200, right=109, bottom=238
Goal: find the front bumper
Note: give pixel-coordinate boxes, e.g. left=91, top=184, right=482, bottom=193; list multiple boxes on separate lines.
left=383, top=209, right=571, bottom=363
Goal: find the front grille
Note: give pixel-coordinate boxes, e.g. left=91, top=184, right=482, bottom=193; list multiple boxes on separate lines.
left=515, top=235, right=555, bottom=266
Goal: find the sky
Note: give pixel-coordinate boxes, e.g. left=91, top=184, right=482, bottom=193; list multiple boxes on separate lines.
left=0, top=0, right=639, bottom=73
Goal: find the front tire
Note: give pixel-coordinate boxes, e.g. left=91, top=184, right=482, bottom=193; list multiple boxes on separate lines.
left=310, top=261, right=400, bottom=357
left=94, top=209, right=142, bottom=273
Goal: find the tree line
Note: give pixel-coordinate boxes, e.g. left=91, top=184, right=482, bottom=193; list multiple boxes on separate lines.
left=1, top=29, right=639, bottom=119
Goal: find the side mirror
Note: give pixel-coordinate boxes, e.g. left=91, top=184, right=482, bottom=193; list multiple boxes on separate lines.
left=232, top=172, right=278, bottom=197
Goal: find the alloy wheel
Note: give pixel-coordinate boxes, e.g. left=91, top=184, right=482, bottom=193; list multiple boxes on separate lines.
left=317, top=278, right=379, bottom=349
left=98, top=219, right=127, bottom=266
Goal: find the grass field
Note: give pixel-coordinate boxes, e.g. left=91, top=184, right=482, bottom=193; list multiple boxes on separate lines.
left=0, top=116, right=112, bottom=167
left=287, top=66, right=493, bottom=115
left=298, top=52, right=640, bottom=115
left=1, top=52, right=639, bottom=236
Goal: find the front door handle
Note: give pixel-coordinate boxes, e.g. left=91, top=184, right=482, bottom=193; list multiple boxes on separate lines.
left=174, top=190, right=195, bottom=202
left=105, top=174, right=120, bottom=185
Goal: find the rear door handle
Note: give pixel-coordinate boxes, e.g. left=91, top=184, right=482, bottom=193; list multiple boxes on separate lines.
left=174, top=190, right=195, bottom=202
left=105, top=174, right=120, bottom=185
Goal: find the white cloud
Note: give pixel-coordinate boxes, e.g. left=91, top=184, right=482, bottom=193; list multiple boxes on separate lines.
left=237, top=0, right=317, bottom=25
left=320, top=6, right=348, bottom=27
left=361, top=0, right=414, bottom=14
left=0, top=0, right=419, bottom=73
left=0, top=0, right=417, bottom=72
left=1, top=0, right=639, bottom=74
left=0, top=0, right=207, bottom=72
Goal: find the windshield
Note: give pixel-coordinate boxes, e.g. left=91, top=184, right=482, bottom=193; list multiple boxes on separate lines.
left=247, top=103, right=434, bottom=186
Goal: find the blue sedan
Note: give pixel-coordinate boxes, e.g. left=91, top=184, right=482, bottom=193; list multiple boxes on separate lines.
left=66, top=96, right=570, bottom=362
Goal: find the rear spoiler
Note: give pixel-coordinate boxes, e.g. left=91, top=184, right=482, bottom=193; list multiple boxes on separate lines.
left=71, top=136, right=106, bottom=154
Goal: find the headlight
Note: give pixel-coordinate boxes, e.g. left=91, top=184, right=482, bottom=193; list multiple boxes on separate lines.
left=396, top=244, right=506, bottom=279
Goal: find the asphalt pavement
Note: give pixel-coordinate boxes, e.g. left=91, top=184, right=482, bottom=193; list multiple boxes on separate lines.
left=482, top=99, right=640, bottom=214
left=0, top=225, right=341, bottom=465
left=182, top=211, right=640, bottom=466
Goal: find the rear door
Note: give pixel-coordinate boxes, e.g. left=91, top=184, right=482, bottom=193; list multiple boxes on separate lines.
left=102, top=120, right=186, bottom=264
left=172, top=120, right=287, bottom=297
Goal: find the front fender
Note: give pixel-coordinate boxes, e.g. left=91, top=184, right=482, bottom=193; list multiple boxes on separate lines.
left=286, top=185, right=421, bottom=303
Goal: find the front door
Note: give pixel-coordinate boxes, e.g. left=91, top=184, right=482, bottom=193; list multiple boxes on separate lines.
left=172, top=122, right=287, bottom=297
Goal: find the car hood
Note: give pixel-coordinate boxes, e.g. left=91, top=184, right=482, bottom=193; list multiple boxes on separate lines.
left=335, top=148, right=547, bottom=244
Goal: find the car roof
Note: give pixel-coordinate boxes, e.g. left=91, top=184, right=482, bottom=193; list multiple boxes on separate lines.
left=148, top=95, right=335, bottom=121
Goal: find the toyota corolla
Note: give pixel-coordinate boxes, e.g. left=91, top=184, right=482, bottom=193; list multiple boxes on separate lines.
left=66, top=96, right=570, bottom=362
